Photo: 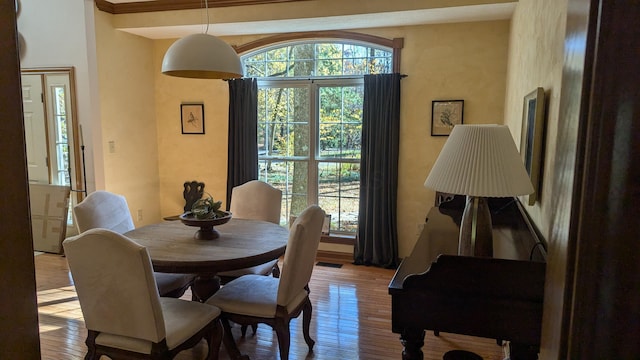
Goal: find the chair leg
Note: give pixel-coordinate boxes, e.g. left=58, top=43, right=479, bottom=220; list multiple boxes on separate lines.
left=84, top=330, right=98, bottom=360
left=274, top=317, right=291, bottom=360
left=240, top=324, right=258, bottom=337
left=206, top=320, right=223, bottom=360
left=302, top=298, right=315, bottom=351
left=221, top=318, right=248, bottom=360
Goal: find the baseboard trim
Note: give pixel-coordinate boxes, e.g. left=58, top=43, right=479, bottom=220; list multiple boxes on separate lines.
left=317, top=250, right=353, bottom=262
left=320, top=234, right=356, bottom=245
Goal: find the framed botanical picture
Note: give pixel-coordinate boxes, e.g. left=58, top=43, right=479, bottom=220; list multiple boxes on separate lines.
left=520, top=87, right=545, bottom=205
left=181, top=103, right=205, bottom=134
left=431, top=100, right=464, bottom=136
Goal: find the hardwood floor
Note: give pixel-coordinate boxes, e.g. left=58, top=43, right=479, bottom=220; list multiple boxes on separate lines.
left=35, top=253, right=506, bottom=360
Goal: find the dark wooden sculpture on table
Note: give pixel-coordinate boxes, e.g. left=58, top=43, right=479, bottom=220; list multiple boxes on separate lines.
left=183, top=181, right=205, bottom=213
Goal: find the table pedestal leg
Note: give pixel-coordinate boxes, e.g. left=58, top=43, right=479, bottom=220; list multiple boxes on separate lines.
left=191, top=275, right=220, bottom=302
left=400, top=328, right=425, bottom=360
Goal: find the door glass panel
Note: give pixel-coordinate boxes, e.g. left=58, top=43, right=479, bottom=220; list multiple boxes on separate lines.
left=52, top=85, right=70, bottom=186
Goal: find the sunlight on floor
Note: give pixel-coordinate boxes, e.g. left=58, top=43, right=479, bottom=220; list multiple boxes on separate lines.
left=37, top=286, right=83, bottom=325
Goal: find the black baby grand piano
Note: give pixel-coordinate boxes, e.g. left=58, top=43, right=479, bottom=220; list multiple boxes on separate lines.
left=389, top=196, right=546, bottom=360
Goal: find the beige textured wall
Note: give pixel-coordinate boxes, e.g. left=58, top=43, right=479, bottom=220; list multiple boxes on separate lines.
left=17, top=1, right=103, bottom=193
left=504, top=0, right=570, bottom=357
left=153, top=39, right=230, bottom=218
left=152, top=20, right=510, bottom=257
left=95, top=10, right=162, bottom=227
left=503, top=0, right=568, bottom=244
left=394, top=21, right=510, bottom=257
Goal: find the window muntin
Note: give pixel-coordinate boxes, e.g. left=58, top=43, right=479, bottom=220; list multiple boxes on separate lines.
left=244, top=41, right=392, bottom=79
left=245, top=41, right=392, bottom=234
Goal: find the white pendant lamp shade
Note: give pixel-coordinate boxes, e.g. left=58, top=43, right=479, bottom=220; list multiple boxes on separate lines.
left=424, top=124, right=534, bottom=197
left=161, top=33, right=243, bottom=79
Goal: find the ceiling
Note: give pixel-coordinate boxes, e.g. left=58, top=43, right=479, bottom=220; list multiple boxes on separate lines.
left=102, top=0, right=516, bottom=39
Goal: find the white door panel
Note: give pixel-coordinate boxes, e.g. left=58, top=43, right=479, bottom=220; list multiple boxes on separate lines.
left=21, top=74, right=49, bottom=183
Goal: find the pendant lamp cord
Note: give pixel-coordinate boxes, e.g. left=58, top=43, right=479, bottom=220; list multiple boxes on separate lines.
left=203, top=0, right=210, bottom=34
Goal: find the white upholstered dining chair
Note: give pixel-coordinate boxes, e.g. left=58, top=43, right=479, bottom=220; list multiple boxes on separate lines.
left=73, top=190, right=195, bottom=298
left=63, top=229, right=223, bottom=360
left=206, top=205, right=326, bottom=360
left=218, top=180, right=283, bottom=283
left=229, top=180, right=282, bottom=224
left=73, top=190, right=135, bottom=235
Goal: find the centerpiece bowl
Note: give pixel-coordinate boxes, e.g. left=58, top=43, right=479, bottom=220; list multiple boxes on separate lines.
left=179, top=211, right=232, bottom=240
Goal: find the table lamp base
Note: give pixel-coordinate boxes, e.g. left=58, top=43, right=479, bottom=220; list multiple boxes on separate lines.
left=458, top=196, right=493, bottom=257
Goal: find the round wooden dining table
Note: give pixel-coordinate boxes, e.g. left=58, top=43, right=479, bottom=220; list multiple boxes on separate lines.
left=124, top=218, right=289, bottom=301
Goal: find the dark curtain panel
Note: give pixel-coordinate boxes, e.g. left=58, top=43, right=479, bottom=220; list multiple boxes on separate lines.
left=226, top=78, right=258, bottom=210
left=354, top=73, right=401, bottom=268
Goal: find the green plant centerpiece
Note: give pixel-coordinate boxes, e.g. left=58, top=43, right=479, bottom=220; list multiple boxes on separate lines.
left=179, top=194, right=232, bottom=240
left=190, top=195, right=227, bottom=219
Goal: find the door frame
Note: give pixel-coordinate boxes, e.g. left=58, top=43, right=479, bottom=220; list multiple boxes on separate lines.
left=0, top=0, right=41, bottom=356
left=22, top=67, right=85, bottom=207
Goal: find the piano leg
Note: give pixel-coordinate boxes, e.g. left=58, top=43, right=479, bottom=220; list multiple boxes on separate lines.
left=400, top=328, right=425, bottom=360
left=509, top=343, right=539, bottom=360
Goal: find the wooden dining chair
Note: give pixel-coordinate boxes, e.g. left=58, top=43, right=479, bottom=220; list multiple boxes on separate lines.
left=73, top=190, right=195, bottom=298
left=205, top=205, right=326, bottom=360
left=183, top=180, right=206, bottom=212
left=217, top=180, right=283, bottom=335
left=218, top=180, right=283, bottom=284
left=163, top=180, right=206, bottom=221
left=63, top=228, right=223, bottom=360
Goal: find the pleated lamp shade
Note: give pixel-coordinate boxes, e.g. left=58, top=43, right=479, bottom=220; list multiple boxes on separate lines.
left=161, top=33, right=243, bottom=80
left=424, top=124, right=534, bottom=197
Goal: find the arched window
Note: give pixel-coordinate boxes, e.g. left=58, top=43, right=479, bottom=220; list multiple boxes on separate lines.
left=238, top=32, right=401, bottom=235
left=242, top=41, right=393, bottom=78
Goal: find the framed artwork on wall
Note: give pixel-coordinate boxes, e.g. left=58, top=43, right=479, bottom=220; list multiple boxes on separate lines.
left=520, top=87, right=545, bottom=205
left=431, top=100, right=464, bottom=136
left=181, top=103, right=205, bottom=134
